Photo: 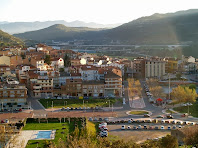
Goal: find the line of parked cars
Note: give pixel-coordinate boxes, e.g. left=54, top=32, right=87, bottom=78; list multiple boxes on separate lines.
left=121, top=125, right=182, bottom=130
left=89, top=117, right=109, bottom=122
left=144, top=84, right=154, bottom=103
left=61, top=106, right=102, bottom=111
left=107, top=118, right=197, bottom=126
left=99, top=122, right=108, bottom=137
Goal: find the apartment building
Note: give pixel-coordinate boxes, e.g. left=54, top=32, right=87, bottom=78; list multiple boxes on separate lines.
left=0, top=84, right=27, bottom=109
left=145, top=57, right=166, bottom=78
left=65, top=78, right=82, bottom=97
left=104, top=71, right=122, bottom=97
left=0, top=64, right=10, bottom=74
left=79, top=65, right=100, bottom=81
left=27, top=71, right=53, bottom=98
left=82, top=80, right=104, bottom=97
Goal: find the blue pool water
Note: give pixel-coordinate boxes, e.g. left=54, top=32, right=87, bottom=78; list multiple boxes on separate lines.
left=36, top=131, right=52, bottom=139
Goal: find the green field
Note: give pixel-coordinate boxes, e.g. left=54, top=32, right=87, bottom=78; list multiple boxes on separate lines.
left=39, top=98, right=122, bottom=109
left=174, top=103, right=198, bottom=117
left=24, top=122, right=75, bottom=148
left=129, top=110, right=149, bottom=115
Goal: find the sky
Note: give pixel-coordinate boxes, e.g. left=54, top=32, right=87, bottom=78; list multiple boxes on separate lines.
left=0, top=0, right=198, bottom=24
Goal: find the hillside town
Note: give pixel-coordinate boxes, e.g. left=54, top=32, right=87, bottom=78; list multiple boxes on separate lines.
left=1, top=44, right=198, bottom=148
left=0, top=44, right=197, bottom=110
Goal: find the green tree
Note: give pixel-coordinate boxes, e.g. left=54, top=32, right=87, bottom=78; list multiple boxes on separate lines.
left=189, top=84, right=196, bottom=90
left=44, top=55, right=51, bottom=65
left=160, top=135, right=178, bottom=148
left=64, top=54, right=71, bottom=67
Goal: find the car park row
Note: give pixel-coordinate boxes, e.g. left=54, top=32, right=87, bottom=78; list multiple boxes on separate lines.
left=121, top=125, right=182, bottom=130
left=144, top=84, right=155, bottom=103
left=99, top=122, right=108, bottom=137
left=61, top=106, right=102, bottom=111
left=107, top=118, right=197, bottom=126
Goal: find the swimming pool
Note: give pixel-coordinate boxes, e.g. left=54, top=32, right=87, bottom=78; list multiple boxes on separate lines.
left=36, top=131, right=52, bottom=139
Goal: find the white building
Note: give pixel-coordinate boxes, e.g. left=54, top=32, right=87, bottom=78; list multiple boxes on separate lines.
left=145, top=58, right=166, bottom=78
left=79, top=65, right=99, bottom=81
left=51, top=58, right=64, bottom=69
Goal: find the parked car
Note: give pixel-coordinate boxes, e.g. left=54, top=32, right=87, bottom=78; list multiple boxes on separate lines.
left=167, top=126, right=171, bottom=130
left=144, top=125, right=147, bottom=129
left=156, top=115, right=164, bottom=118
left=89, top=117, right=93, bottom=121
left=99, top=131, right=108, bottom=137
left=154, top=126, right=159, bottom=130
left=104, top=118, right=109, bottom=122
left=177, top=121, right=183, bottom=125
left=167, top=114, right=173, bottom=119
left=172, top=120, right=177, bottom=124
left=133, top=126, right=137, bottom=130
left=127, top=126, right=131, bottom=130
left=61, top=107, right=65, bottom=111
left=137, top=125, right=142, bottom=130
left=172, top=126, right=177, bottom=129
left=57, top=96, right=62, bottom=99
left=161, top=126, right=164, bottom=130
left=144, top=114, right=150, bottom=117
left=121, top=125, right=125, bottom=130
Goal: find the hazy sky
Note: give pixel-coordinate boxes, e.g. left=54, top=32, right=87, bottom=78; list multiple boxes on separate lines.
left=1, top=0, right=198, bottom=24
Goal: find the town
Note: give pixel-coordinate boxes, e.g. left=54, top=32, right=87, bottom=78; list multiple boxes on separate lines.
left=0, top=43, right=198, bottom=148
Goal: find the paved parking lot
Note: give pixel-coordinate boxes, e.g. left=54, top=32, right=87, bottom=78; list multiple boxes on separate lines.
left=108, top=124, right=170, bottom=143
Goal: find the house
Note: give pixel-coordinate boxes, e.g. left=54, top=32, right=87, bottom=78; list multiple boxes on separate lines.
left=51, top=58, right=64, bottom=69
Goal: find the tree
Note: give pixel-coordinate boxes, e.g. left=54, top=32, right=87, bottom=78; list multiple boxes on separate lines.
left=64, top=54, right=71, bottom=67
left=183, top=126, right=198, bottom=146
left=44, top=55, right=51, bottom=65
left=189, top=84, right=196, bottom=90
left=171, top=86, right=186, bottom=104
left=176, top=73, right=182, bottom=80
left=160, top=135, right=178, bottom=148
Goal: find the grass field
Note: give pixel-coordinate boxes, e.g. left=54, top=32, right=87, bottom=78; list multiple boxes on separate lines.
left=174, top=103, right=198, bottom=117
left=24, top=122, right=75, bottom=148
left=39, top=98, right=122, bottom=109
left=129, top=110, right=149, bottom=115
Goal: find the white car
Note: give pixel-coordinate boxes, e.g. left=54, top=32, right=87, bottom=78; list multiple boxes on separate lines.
left=161, top=126, right=164, bottom=130
left=127, top=126, right=131, bottom=129
left=121, top=125, right=125, bottom=130
left=99, top=122, right=107, bottom=127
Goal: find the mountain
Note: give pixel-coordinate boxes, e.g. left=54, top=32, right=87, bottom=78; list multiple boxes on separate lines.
left=105, top=9, right=198, bottom=44
left=0, top=29, right=24, bottom=47
left=14, top=24, right=105, bottom=42
left=14, top=9, right=198, bottom=45
left=0, top=20, right=121, bottom=34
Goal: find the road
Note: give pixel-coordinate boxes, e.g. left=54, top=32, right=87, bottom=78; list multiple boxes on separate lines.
left=25, top=80, right=198, bottom=122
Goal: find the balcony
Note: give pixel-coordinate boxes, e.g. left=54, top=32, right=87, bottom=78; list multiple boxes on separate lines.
left=33, top=89, right=41, bottom=93
left=33, top=85, right=41, bottom=89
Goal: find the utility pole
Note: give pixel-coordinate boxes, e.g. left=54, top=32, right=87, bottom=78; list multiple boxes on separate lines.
left=168, top=73, right=171, bottom=100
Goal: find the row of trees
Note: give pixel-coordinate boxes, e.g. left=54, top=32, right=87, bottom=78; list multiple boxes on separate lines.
left=128, top=78, right=142, bottom=97
left=146, top=78, right=165, bottom=98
